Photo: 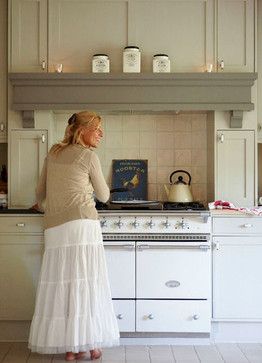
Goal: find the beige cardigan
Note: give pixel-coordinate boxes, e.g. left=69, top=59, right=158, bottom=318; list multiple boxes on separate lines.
left=36, top=144, right=109, bottom=229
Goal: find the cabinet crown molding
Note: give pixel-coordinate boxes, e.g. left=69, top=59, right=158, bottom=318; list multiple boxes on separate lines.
left=9, top=73, right=257, bottom=123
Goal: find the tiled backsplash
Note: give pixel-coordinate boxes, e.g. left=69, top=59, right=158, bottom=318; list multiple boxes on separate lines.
left=54, top=112, right=208, bottom=203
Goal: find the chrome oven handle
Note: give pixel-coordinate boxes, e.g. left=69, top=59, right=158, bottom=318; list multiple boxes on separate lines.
left=104, top=244, right=135, bottom=250
left=137, top=244, right=210, bottom=251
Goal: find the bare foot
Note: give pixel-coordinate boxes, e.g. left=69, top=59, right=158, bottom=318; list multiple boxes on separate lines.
left=65, top=351, right=76, bottom=361
left=90, top=349, right=102, bottom=360
left=75, top=351, right=88, bottom=360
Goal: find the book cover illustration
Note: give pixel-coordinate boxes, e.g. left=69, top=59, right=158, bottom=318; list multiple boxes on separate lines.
left=111, top=159, right=148, bottom=201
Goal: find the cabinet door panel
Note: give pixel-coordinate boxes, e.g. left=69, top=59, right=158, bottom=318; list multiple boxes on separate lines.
left=10, top=130, right=48, bottom=208
left=0, top=235, right=44, bottom=320
left=128, top=0, right=214, bottom=72
left=216, top=130, right=255, bottom=207
left=49, top=0, right=128, bottom=72
left=104, top=241, right=135, bottom=298
left=0, top=0, right=7, bottom=141
left=213, top=237, right=262, bottom=319
left=217, top=0, right=254, bottom=72
left=9, top=0, right=47, bottom=72
left=113, top=300, right=135, bottom=332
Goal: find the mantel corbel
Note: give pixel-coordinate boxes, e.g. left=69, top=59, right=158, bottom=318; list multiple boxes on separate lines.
left=22, top=111, right=35, bottom=128
left=230, top=110, right=243, bottom=128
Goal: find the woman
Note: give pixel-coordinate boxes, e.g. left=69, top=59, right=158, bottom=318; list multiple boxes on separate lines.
left=28, top=111, right=120, bottom=361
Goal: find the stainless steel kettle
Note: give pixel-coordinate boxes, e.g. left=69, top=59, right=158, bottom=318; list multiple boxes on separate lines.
left=164, top=170, right=193, bottom=203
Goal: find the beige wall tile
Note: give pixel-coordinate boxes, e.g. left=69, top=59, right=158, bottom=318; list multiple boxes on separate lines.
left=191, top=131, right=207, bottom=149
left=104, top=115, right=123, bottom=131
left=174, top=149, right=191, bottom=166
left=121, top=149, right=140, bottom=159
left=105, top=131, right=123, bottom=148
left=148, top=167, right=157, bottom=183
left=191, top=166, right=207, bottom=184
left=157, top=132, right=174, bottom=149
left=157, top=167, right=173, bottom=184
left=174, top=114, right=192, bottom=132
left=191, top=183, right=207, bottom=203
left=138, top=115, right=156, bottom=131
left=157, top=150, right=174, bottom=167
left=148, top=183, right=157, bottom=200
left=123, top=131, right=140, bottom=148
left=140, top=131, right=156, bottom=148
left=191, top=149, right=207, bottom=166
left=122, top=116, right=140, bottom=131
left=191, top=113, right=207, bottom=131
left=174, top=132, right=192, bottom=149
left=139, top=149, right=157, bottom=167
left=156, top=116, right=174, bottom=132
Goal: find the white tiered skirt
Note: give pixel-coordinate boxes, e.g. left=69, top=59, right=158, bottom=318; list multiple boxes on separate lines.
left=28, top=219, right=120, bottom=354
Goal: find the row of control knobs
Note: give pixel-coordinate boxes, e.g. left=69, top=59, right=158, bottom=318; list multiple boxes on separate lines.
left=100, top=217, right=190, bottom=230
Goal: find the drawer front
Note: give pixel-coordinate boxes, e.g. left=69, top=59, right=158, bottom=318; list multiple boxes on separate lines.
left=104, top=242, right=135, bottom=298
left=136, top=242, right=211, bottom=299
left=0, top=216, right=43, bottom=233
left=136, top=300, right=211, bottom=333
left=213, top=217, right=262, bottom=234
left=113, top=300, right=135, bottom=332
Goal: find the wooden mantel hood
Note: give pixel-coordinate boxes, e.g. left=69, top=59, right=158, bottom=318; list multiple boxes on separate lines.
left=9, top=72, right=257, bottom=128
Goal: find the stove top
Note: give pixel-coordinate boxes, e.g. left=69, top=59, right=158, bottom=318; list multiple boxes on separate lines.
left=163, top=201, right=206, bottom=211
left=96, top=201, right=207, bottom=211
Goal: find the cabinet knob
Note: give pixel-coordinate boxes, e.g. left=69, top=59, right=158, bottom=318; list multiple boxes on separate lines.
left=41, top=60, right=46, bottom=71
left=218, top=133, right=224, bottom=143
left=213, top=241, right=220, bottom=250
left=193, top=314, right=200, bottom=320
left=243, top=223, right=253, bottom=228
left=218, top=59, right=224, bottom=70
left=0, top=123, right=4, bottom=132
left=16, top=223, right=25, bottom=227
left=41, top=134, right=46, bottom=143
left=117, top=314, right=123, bottom=320
left=148, top=313, right=154, bottom=320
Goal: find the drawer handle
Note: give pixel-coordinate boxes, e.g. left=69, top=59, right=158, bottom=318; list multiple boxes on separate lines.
left=242, top=224, right=253, bottom=228
left=117, top=314, right=123, bottom=320
left=16, top=223, right=25, bottom=227
left=193, top=314, right=200, bottom=320
left=165, top=280, right=180, bottom=288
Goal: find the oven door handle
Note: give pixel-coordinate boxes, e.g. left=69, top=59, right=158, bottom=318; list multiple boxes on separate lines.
left=137, top=244, right=210, bottom=251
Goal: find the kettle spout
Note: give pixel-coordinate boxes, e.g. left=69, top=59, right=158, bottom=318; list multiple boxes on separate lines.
left=164, top=184, right=169, bottom=198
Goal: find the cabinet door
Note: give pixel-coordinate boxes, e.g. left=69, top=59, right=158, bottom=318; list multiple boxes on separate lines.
left=213, top=236, right=262, bottom=319
left=104, top=241, right=135, bottom=298
left=49, top=0, right=127, bottom=72
left=10, top=130, right=48, bottom=208
left=217, top=0, right=254, bottom=72
left=216, top=130, right=255, bottom=207
left=9, top=0, right=47, bottom=72
left=0, top=0, right=7, bottom=142
left=0, top=234, right=44, bottom=320
left=128, top=0, right=214, bottom=72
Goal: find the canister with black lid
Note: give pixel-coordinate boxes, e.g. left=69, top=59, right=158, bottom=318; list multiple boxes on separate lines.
left=92, top=54, right=110, bottom=73
left=153, top=54, right=170, bottom=73
left=123, top=46, right=141, bottom=73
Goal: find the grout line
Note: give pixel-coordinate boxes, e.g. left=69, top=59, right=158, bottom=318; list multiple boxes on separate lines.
left=193, top=345, right=201, bottom=363
left=170, top=345, right=177, bottom=363
left=237, top=343, right=252, bottom=363
left=1, top=342, right=14, bottom=363
left=214, top=343, right=226, bottom=362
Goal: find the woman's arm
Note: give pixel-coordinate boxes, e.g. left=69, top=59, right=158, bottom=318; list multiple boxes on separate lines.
left=35, top=157, right=47, bottom=211
left=89, top=152, right=110, bottom=203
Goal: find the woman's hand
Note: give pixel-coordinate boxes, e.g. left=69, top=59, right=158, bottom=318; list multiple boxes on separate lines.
left=31, top=203, right=41, bottom=211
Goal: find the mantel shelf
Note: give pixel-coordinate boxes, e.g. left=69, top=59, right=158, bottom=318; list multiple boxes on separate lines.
left=9, top=72, right=257, bottom=128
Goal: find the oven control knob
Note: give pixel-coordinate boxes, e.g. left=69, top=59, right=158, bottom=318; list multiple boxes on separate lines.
left=100, top=218, right=107, bottom=228
left=193, top=314, right=200, bottom=320
left=163, top=218, right=171, bottom=228
left=147, top=218, right=155, bottom=229
left=115, top=217, right=124, bottom=229
left=179, top=220, right=189, bottom=230
left=132, top=217, right=140, bottom=229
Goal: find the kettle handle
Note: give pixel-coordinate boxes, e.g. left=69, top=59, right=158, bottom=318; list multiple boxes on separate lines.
left=169, top=170, right=192, bottom=185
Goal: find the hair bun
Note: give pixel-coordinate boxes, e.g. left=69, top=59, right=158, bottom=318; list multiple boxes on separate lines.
left=68, top=113, right=77, bottom=125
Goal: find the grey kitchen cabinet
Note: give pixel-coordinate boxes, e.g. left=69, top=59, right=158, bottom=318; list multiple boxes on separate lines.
left=8, top=0, right=48, bottom=72
left=217, top=0, right=255, bottom=72
left=0, top=216, right=44, bottom=320
left=0, top=0, right=7, bottom=142
left=212, top=217, right=262, bottom=320
left=8, top=0, right=255, bottom=73
left=9, top=129, right=48, bottom=208
left=216, top=130, right=255, bottom=207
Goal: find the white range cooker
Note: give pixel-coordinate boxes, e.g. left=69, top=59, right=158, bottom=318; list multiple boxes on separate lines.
left=98, top=205, right=211, bottom=334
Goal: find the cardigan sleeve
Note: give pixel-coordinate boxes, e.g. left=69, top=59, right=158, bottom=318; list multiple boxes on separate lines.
left=35, top=157, right=47, bottom=211
left=89, top=152, right=110, bottom=203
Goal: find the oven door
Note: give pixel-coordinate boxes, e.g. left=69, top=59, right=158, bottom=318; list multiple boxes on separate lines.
left=136, top=241, right=211, bottom=299
left=104, top=241, right=135, bottom=299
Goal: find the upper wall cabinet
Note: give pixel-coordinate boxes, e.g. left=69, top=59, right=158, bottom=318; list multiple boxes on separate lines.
left=9, top=0, right=47, bottom=72
left=48, top=0, right=127, bottom=73
left=216, top=0, right=254, bottom=72
left=8, top=0, right=255, bottom=73
left=128, top=0, right=214, bottom=72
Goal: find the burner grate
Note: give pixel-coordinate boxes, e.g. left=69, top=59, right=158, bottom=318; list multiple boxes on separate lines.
left=163, top=201, right=206, bottom=211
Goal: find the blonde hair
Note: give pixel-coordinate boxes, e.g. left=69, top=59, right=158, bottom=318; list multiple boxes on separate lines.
left=50, top=111, right=101, bottom=154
